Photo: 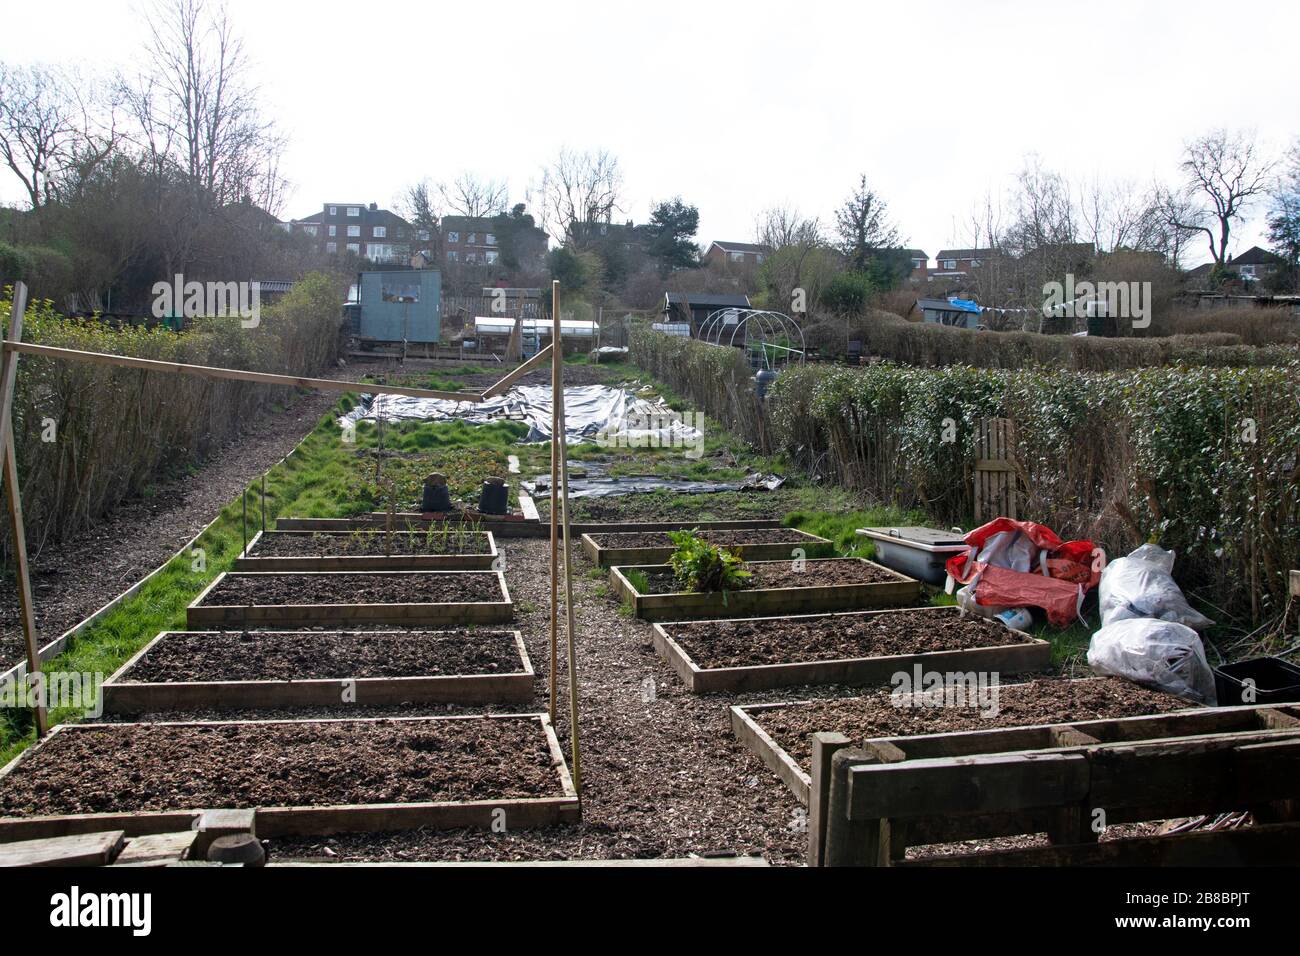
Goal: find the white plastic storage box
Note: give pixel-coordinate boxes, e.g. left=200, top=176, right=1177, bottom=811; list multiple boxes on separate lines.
left=857, top=526, right=967, bottom=585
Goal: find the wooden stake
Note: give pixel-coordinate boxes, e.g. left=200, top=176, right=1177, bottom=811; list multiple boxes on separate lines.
left=549, top=282, right=560, bottom=723
left=554, top=340, right=582, bottom=798
left=0, top=283, right=48, bottom=736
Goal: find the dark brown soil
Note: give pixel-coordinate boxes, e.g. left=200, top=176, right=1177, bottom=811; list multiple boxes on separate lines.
left=202, top=572, right=503, bottom=606
left=250, top=531, right=491, bottom=557
left=664, top=610, right=1031, bottom=669
left=641, top=559, right=901, bottom=593
left=591, top=529, right=812, bottom=549
left=120, top=630, right=525, bottom=682
left=0, top=718, right=561, bottom=816
left=756, top=678, right=1190, bottom=772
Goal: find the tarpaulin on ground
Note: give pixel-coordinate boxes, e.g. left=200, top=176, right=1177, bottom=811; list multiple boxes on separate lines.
left=945, top=517, right=1100, bottom=628
left=523, top=473, right=785, bottom=499
left=339, top=383, right=704, bottom=448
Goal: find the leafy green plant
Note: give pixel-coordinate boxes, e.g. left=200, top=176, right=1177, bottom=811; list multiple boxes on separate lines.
left=666, top=529, right=751, bottom=594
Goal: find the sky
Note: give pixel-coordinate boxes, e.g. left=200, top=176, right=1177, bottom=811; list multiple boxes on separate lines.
left=2, top=0, right=1296, bottom=265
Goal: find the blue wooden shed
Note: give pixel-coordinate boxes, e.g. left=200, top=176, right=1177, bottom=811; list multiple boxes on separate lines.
left=354, top=270, right=442, bottom=343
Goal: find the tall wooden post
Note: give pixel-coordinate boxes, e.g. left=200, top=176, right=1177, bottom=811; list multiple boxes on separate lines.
left=548, top=282, right=560, bottom=723
left=0, top=283, right=48, bottom=736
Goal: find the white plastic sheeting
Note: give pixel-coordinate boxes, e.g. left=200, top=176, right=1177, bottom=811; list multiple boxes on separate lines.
left=339, top=383, right=705, bottom=447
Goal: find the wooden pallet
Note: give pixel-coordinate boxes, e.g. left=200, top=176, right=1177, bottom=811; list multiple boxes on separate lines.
left=581, top=529, right=832, bottom=568
left=654, top=607, right=1048, bottom=694
left=233, top=529, right=500, bottom=572
left=186, top=570, right=513, bottom=628
left=809, top=703, right=1300, bottom=866
left=610, top=558, right=922, bottom=622
left=0, top=714, right=579, bottom=841
left=100, top=630, right=535, bottom=714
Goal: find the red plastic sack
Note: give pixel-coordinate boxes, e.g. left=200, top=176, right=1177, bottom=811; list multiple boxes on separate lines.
left=946, top=518, right=1100, bottom=628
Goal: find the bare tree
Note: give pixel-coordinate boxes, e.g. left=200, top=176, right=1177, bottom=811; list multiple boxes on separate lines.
left=1163, top=129, right=1276, bottom=266
left=1078, top=176, right=1166, bottom=254
left=834, top=174, right=900, bottom=270
left=755, top=205, right=823, bottom=249
left=0, top=62, right=119, bottom=209
left=1003, top=155, right=1078, bottom=256
left=1150, top=185, right=1206, bottom=271
left=132, top=0, right=285, bottom=209
left=436, top=171, right=508, bottom=218
left=539, top=147, right=623, bottom=248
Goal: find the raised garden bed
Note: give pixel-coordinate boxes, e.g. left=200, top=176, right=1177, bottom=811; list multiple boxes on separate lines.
left=582, top=528, right=832, bottom=568
left=609, top=558, right=921, bottom=622
left=187, top=570, right=512, bottom=628
left=233, top=529, right=499, bottom=572
left=0, top=715, right=578, bottom=840
left=652, top=606, right=1049, bottom=693
left=100, top=630, right=534, bottom=714
left=731, top=678, right=1191, bottom=806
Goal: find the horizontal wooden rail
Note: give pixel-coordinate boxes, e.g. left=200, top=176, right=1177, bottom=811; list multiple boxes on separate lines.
left=1, top=340, right=485, bottom=403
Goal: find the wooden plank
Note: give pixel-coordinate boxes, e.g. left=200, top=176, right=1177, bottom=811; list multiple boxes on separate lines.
left=0, top=830, right=125, bottom=867
left=904, top=821, right=1300, bottom=867
left=480, top=344, right=552, bottom=399
left=233, top=530, right=499, bottom=572
left=113, top=830, right=198, bottom=867
left=186, top=569, right=514, bottom=628
left=807, top=732, right=852, bottom=867
left=518, top=493, right=539, bottom=522
left=3, top=340, right=484, bottom=403
left=100, top=630, right=535, bottom=714
left=650, top=612, right=1049, bottom=694
left=728, top=704, right=812, bottom=806
left=611, top=558, right=923, bottom=622
left=846, top=752, right=1091, bottom=820
left=0, top=284, right=46, bottom=735
left=0, top=714, right=579, bottom=839
left=823, top=749, right=887, bottom=866
left=583, top=529, right=833, bottom=568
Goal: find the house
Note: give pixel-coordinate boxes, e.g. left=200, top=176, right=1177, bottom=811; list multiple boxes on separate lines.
left=663, top=291, right=752, bottom=334
left=289, top=202, right=412, bottom=263
left=440, top=214, right=549, bottom=272
left=917, top=296, right=982, bottom=329
left=933, top=248, right=996, bottom=274
left=1227, top=246, right=1285, bottom=283
left=703, top=241, right=772, bottom=268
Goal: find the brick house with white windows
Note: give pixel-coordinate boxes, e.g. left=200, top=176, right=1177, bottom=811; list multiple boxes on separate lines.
left=288, top=202, right=413, bottom=263
left=703, top=240, right=772, bottom=269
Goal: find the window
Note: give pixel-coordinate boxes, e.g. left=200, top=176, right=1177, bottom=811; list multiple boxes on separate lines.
left=942, top=259, right=956, bottom=270
left=970, top=258, right=982, bottom=268
left=485, top=250, right=499, bottom=264
left=466, top=252, right=478, bottom=264
left=346, top=242, right=360, bottom=255
left=347, top=225, right=361, bottom=237
left=467, top=232, right=477, bottom=243
left=366, top=243, right=394, bottom=261
left=446, top=231, right=459, bottom=244
left=1240, top=264, right=1256, bottom=278
left=329, top=206, right=337, bottom=216
left=756, top=254, right=765, bottom=263
left=347, top=206, right=360, bottom=217
left=328, top=225, right=337, bottom=237
left=730, top=252, right=745, bottom=262
left=485, top=233, right=497, bottom=245
left=302, top=224, right=318, bottom=236
left=325, top=241, right=337, bottom=254
left=372, top=226, right=387, bottom=238
left=446, top=250, right=458, bottom=261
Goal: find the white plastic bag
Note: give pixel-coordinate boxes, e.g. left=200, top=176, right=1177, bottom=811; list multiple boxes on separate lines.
left=976, top=530, right=1035, bottom=573
left=1098, top=544, right=1213, bottom=631
left=1086, top=618, right=1217, bottom=705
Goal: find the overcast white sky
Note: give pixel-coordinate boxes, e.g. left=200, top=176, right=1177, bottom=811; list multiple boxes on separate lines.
left=2, top=0, right=1296, bottom=264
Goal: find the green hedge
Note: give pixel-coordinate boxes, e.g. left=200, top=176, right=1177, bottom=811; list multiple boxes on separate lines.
left=1, top=273, right=344, bottom=561
left=631, top=329, right=1300, bottom=622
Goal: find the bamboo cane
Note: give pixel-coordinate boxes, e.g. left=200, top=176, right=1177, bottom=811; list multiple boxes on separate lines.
left=549, top=282, right=560, bottom=723
left=0, top=283, right=48, bottom=736
left=556, top=343, right=583, bottom=799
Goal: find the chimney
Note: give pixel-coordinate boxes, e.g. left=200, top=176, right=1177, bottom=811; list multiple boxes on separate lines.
left=369, top=202, right=378, bottom=211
